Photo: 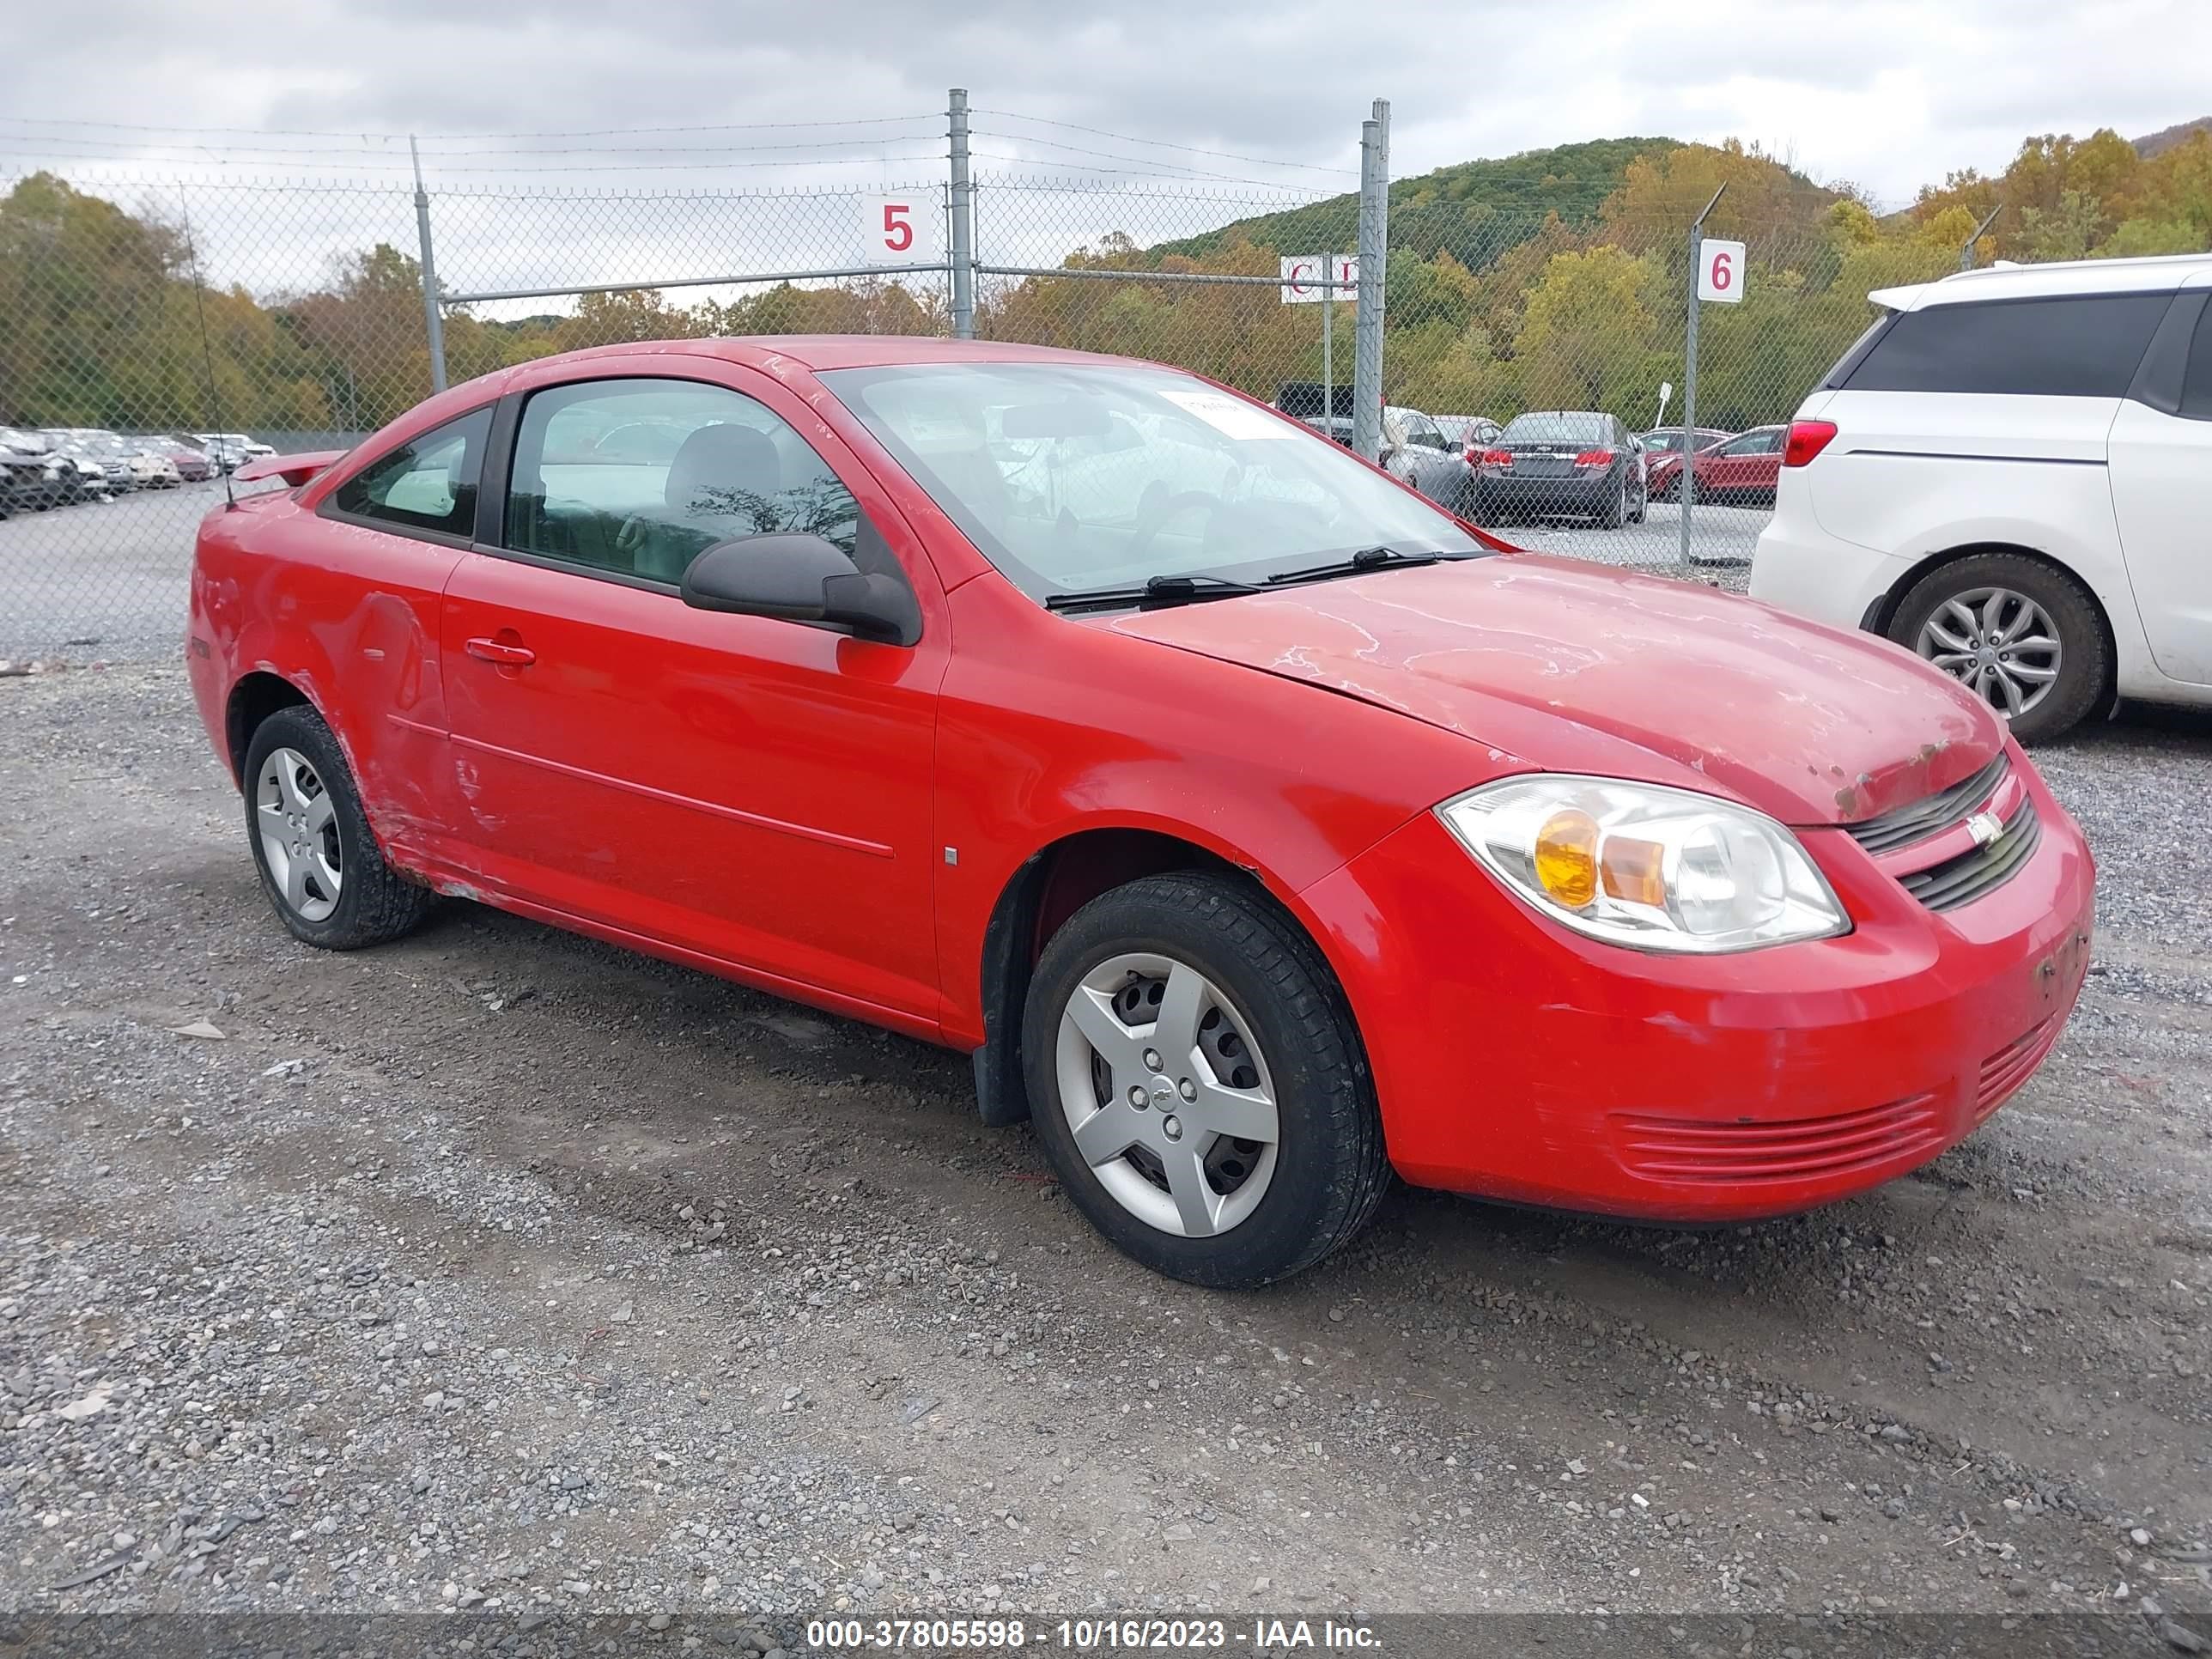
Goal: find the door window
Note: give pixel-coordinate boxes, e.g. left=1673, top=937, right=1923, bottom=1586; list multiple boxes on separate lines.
left=328, top=406, right=493, bottom=538
left=1721, top=430, right=1780, bottom=456
left=503, top=378, right=871, bottom=585
left=2181, top=300, right=2212, bottom=419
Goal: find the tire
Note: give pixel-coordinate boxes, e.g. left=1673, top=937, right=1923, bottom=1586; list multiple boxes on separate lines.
left=240, top=704, right=434, bottom=949
left=1466, top=488, right=1497, bottom=527
left=1601, top=475, right=1626, bottom=530
left=1629, top=477, right=1649, bottom=525
left=1885, top=552, right=2108, bottom=742
left=1022, top=872, right=1390, bottom=1288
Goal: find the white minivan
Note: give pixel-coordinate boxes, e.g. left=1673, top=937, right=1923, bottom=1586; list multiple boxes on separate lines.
left=1750, top=252, right=2212, bottom=740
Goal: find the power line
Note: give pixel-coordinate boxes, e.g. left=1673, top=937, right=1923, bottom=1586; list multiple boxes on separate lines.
left=0, top=131, right=943, bottom=161
left=969, top=130, right=1326, bottom=185
left=970, top=108, right=1356, bottom=177
left=967, top=150, right=1328, bottom=194
left=0, top=113, right=941, bottom=141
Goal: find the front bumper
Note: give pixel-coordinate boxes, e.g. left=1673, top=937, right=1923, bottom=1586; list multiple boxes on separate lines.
left=1299, top=749, right=2094, bottom=1221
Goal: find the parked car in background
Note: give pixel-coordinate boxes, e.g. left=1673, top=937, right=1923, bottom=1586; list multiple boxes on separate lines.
left=125, top=444, right=183, bottom=489
left=1434, top=415, right=1504, bottom=453
left=1468, top=410, right=1647, bottom=528
left=1381, top=404, right=1452, bottom=483
left=1, top=427, right=75, bottom=508
left=192, top=431, right=276, bottom=471
left=163, top=443, right=215, bottom=482
left=1676, top=424, right=1787, bottom=507
left=1638, top=426, right=1735, bottom=499
left=185, top=336, right=2092, bottom=1287
left=43, top=430, right=134, bottom=495
left=1753, top=251, right=2212, bottom=741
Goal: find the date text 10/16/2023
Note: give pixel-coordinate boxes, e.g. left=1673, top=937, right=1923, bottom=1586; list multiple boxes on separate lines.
left=805, top=1617, right=1382, bottom=1650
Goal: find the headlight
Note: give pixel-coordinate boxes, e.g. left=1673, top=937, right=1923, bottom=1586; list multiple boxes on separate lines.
left=1436, top=775, right=1850, bottom=954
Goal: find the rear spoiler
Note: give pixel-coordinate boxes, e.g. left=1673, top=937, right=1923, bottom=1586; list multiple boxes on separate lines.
left=233, top=450, right=345, bottom=487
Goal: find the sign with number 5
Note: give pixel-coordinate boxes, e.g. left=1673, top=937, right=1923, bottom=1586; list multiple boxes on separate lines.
left=1697, top=239, right=1747, bottom=305
left=862, top=193, right=940, bottom=265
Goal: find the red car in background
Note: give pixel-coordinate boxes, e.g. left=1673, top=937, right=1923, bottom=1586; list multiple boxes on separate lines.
left=1664, top=424, right=1789, bottom=506
left=185, top=337, right=2092, bottom=1288
left=1639, top=426, right=1734, bottom=500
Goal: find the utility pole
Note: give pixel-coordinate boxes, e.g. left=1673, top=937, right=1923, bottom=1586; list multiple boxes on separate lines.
left=1352, top=99, right=1390, bottom=464
left=948, top=89, right=976, bottom=339
left=1678, top=182, right=1725, bottom=567
left=410, top=137, right=448, bottom=394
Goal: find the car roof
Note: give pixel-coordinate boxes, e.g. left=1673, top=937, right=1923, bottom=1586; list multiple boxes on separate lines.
left=545, top=335, right=1144, bottom=374
left=1871, top=251, right=2212, bottom=313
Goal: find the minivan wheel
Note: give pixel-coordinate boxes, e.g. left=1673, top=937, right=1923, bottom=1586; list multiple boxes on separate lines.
left=1887, top=553, right=2107, bottom=742
left=241, top=705, right=434, bottom=949
left=1022, top=873, right=1390, bottom=1288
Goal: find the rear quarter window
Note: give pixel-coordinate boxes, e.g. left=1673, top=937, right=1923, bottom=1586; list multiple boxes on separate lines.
left=1842, top=293, right=2173, bottom=398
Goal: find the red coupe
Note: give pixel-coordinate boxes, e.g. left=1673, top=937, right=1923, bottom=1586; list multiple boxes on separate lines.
left=1656, top=423, right=1789, bottom=505
left=186, top=338, right=2094, bottom=1287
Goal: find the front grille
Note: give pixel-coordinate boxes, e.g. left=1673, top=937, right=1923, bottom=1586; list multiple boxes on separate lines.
left=1975, top=1015, right=2059, bottom=1121
left=1897, top=796, right=2041, bottom=912
left=1610, top=1094, right=1945, bottom=1185
left=1843, top=753, right=2009, bottom=854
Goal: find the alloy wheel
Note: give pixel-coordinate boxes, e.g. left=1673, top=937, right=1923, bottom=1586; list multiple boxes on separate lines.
left=1054, top=951, right=1280, bottom=1237
left=255, top=746, right=343, bottom=922
left=1913, top=586, right=2062, bottom=718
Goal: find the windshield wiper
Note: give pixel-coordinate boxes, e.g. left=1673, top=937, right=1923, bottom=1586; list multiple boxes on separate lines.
left=1043, top=573, right=1267, bottom=614
left=1264, top=546, right=1456, bottom=586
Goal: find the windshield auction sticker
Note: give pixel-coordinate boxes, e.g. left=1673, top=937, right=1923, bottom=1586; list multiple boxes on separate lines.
left=1155, top=387, right=1299, bottom=441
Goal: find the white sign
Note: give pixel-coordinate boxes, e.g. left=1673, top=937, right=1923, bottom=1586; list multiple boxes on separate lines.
left=1279, top=254, right=1359, bottom=304
left=1697, top=240, right=1747, bottom=304
left=861, top=192, right=941, bottom=265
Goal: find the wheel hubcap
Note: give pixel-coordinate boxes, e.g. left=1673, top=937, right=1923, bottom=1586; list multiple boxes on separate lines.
left=255, top=746, right=343, bottom=922
left=1914, top=586, right=2062, bottom=719
left=1054, top=951, right=1280, bottom=1238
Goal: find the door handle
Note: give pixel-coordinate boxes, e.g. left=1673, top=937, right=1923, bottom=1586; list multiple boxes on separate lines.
left=465, top=636, right=536, bottom=666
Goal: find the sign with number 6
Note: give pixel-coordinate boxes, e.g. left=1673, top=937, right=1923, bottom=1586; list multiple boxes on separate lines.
left=861, top=193, right=940, bottom=265
left=1697, top=239, right=1747, bottom=305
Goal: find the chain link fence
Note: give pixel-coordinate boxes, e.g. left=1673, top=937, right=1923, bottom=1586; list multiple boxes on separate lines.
left=1, top=103, right=1990, bottom=658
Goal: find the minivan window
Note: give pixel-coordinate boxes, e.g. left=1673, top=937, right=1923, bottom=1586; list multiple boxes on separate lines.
left=2181, top=299, right=2212, bottom=419
left=1842, top=293, right=2172, bottom=398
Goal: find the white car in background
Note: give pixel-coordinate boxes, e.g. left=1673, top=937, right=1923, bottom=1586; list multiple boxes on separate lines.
left=1751, top=252, right=2212, bottom=740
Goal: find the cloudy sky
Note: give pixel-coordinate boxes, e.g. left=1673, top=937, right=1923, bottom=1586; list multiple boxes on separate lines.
left=3, top=0, right=2205, bottom=305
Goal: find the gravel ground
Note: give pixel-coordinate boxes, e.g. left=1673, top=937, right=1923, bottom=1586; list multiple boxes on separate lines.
left=2, top=662, right=2208, bottom=1648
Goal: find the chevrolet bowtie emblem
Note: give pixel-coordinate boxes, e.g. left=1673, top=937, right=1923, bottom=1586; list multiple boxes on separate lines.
left=1966, top=811, right=2004, bottom=848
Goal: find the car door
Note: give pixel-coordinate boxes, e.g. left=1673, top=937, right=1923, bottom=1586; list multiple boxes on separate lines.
left=2108, top=286, right=2212, bottom=686
left=1705, top=429, right=1773, bottom=495
left=438, top=367, right=950, bottom=1029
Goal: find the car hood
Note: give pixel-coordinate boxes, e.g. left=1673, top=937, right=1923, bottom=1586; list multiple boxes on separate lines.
left=1101, top=555, right=2006, bottom=826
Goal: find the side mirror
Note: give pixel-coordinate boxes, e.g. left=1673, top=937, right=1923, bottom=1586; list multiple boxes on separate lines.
left=679, top=532, right=918, bottom=646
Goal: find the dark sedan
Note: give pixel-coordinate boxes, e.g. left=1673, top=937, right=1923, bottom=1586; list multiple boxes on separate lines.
left=1468, top=411, right=1646, bottom=529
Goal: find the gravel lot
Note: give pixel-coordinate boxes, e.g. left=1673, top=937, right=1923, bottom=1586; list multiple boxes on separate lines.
left=2, top=656, right=2208, bottom=1645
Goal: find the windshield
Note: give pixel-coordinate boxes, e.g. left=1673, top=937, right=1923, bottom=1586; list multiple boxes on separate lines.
left=821, top=362, right=1478, bottom=601
left=1502, top=412, right=1610, bottom=444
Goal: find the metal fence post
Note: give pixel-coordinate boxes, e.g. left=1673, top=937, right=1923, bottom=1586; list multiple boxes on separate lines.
left=1322, top=249, right=1334, bottom=428
left=410, top=137, right=448, bottom=394
left=1677, top=183, right=1725, bottom=567
left=1352, top=100, right=1389, bottom=464
left=948, top=88, right=976, bottom=340
left=1960, top=204, right=2002, bottom=271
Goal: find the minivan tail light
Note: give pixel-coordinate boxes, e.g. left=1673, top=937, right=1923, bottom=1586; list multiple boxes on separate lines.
left=1573, top=449, right=1614, bottom=469
left=1782, top=420, right=1838, bottom=467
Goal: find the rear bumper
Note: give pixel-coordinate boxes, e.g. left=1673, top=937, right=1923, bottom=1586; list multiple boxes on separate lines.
left=1299, top=749, right=2094, bottom=1222
left=1749, top=486, right=1907, bottom=628
left=1473, top=471, right=1620, bottom=514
